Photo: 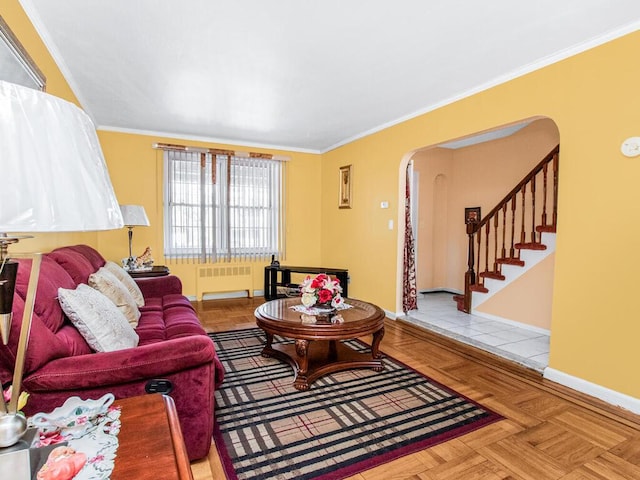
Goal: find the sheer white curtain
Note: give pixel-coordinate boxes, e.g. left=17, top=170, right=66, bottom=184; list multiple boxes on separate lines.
left=164, top=150, right=284, bottom=263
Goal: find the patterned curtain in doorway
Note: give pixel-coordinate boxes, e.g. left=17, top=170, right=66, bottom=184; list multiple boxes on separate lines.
left=402, top=165, right=418, bottom=312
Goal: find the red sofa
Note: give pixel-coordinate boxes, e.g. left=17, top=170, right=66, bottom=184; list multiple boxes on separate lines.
left=0, top=245, right=224, bottom=460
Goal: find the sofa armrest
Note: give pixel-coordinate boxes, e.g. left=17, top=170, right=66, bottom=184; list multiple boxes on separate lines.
left=135, top=275, right=183, bottom=298
left=23, top=335, right=216, bottom=391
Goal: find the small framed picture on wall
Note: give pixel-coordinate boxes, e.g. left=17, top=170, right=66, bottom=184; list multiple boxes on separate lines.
left=339, top=165, right=352, bottom=209
left=465, top=206, right=481, bottom=224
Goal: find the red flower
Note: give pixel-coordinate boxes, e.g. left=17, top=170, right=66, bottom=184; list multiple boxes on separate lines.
left=318, top=289, right=333, bottom=304
left=310, top=274, right=327, bottom=289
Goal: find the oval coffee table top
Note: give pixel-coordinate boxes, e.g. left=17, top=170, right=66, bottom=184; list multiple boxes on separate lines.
left=255, top=297, right=385, bottom=340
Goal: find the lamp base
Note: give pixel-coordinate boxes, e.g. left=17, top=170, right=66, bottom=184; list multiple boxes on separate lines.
left=0, top=313, right=11, bottom=345
left=0, top=413, right=27, bottom=448
left=0, top=259, right=19, bottom=345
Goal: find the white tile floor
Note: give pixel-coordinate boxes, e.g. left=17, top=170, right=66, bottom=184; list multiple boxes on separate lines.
left=400, top=292, right=550, bottom=373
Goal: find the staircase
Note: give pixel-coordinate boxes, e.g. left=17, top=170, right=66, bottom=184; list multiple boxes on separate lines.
left=455, top=145, right=559, bottom=313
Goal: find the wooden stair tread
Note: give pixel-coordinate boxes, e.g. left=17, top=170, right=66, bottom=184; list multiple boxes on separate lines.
left=479, top=271, right=505, bottom=280
left=496, top=257, right=525, bottom=267
left=453, top=294, right=466, bottom=312
left=469, top=284, right=488, bottom=293
left=514, top=242, right=546, bottom=250
left=536, top=225, right=556, bottom=233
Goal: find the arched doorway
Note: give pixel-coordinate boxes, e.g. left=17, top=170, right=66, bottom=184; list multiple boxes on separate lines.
left=399, top=117, right=559, bottom=372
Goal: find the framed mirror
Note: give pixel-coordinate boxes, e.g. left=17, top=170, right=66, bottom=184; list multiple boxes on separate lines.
left=0, top=15, right=46, bottom=90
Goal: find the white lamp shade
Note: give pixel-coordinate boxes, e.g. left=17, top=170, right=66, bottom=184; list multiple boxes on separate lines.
left=0, top=80, right=123, bottom=232
left=120, top=205, right=150, bottom=227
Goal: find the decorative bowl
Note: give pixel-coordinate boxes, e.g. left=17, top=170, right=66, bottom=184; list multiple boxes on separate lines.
left=29, top=393, right=114, bottom=438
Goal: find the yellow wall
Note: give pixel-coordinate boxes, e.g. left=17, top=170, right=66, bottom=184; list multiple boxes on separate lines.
left=4, top=0, right=640, bottom=400
left=322, top=31, right=640, bottom=399
left=97, top=130, right=323, bottom=296
left=475, top=253, right=555, bottom=331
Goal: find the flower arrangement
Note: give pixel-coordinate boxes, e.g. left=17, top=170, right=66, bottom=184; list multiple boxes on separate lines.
left=300, top=273, right=344, bottom=309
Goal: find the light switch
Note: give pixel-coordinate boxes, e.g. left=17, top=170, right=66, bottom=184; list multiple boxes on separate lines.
left=388, top=219, right=394, bottom=230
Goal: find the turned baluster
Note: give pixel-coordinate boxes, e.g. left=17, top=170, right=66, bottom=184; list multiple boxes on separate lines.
left=552, top=152, right=559, bottom=228
left=530, top=175, right=537, bottom=243
left=501, top=204, right=507, bottom=259
left=493, top=213, right=499, bottom=272
left=483, top=222, right=490, bottom=278
left=476, top=229, right=482, bottom=287
left=509, top=197, right=516, bottom=258
left=541, top=163, right=549, bottom=227
left=520, top=185, right=527, bottom=244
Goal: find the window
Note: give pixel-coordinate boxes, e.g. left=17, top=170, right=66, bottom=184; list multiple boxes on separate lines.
left=164, top=150, right=284, bottom=262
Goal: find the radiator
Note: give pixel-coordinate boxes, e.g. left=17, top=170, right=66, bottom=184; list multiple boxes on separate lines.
left=196, top=265, right=254, bottom=300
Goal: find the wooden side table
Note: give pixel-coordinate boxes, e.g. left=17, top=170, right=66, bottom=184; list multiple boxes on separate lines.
left=111, top=394, right=192, bottom=480
left=128, top=265, right=170, bottom=278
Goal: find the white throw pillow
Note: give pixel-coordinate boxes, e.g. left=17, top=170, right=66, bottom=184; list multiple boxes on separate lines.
left=89, top=267, right=141, bottom=328
left=103, top=261, right=145, bottom=307
left=58, top=284, right=139, bottom=352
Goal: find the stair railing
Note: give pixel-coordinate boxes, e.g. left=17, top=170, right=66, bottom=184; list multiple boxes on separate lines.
left=462, top=145, right=559, bottom=313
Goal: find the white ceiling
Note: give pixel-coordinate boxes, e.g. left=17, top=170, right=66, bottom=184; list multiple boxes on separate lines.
left=19, top=0, right=640, bottom=153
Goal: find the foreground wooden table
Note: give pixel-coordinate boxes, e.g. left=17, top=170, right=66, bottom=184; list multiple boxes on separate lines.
left=111, top=394, right=193, bottom=480
left=255, top=297, right=385, bottom=390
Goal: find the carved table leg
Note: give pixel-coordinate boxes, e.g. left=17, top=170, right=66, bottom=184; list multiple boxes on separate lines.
left=371, top=326, right=385, bottom=371
left=261, top=331, right=274, bottom=358
left=293, top=339, right=310, bottom=391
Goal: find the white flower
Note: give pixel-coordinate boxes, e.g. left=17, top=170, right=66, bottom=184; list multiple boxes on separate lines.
left=301, top=292, right=317, bottom=307
left=331, top=295, right=344, bottom=308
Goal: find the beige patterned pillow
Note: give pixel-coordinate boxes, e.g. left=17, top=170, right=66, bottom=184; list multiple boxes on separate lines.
left=89, top=267, right=141, bottom=328
left=58, top=284, right=139, bottom=352
left=104, top=261, right=145, bottom=307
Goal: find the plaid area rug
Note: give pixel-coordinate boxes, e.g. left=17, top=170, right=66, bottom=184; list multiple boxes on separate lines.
left=210, top=328, right=502, bottom=480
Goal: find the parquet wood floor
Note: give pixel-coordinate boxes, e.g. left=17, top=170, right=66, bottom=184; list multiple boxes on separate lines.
left=190, top=297, right=640, bottom=480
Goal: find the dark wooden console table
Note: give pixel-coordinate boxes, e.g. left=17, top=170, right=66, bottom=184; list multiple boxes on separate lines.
left=264, top=265, right=349, bottom=300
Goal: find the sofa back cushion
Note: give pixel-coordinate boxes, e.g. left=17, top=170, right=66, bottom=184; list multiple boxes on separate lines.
left=1, top=253, right=97, bottom=378
left=0, top=293, right=92, bottom=380
left=15, top=256, right=76, bottom=332
left=47, top=248, right=96, bottom=285
left=64, top=245, right=106, bottom=271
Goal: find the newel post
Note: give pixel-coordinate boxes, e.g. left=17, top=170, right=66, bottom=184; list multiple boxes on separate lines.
left=464, top=219, right=479, bottom=313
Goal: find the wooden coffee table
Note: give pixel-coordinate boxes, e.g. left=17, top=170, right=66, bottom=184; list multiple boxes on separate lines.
left=255, top=298, right=386, bottom=390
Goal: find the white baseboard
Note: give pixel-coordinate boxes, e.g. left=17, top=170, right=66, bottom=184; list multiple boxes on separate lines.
left=385, top=309, right=397, bottom=320
left=544, top=367, right=640, bottom=415
left=418, top=288, right=463, bottom=295
left=195, top=289, right=264, bottom=301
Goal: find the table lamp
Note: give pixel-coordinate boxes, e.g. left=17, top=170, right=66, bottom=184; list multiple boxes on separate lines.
left=119, top=205, right=150, bottom=271
left=0, top=79, right=123, bottom=447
